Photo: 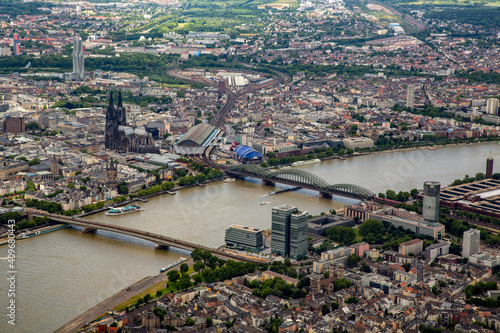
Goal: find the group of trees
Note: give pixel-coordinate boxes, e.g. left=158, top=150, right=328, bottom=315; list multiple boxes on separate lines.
left=190, top=248, right=257, bottom=285
left=267, top=259, right=299, bottom=279
left=178, top=168, right=223, bottom=186
left=25, top=199, right=63, bottom=214
left=81, top=201, right=106, bottom=213
left=247, top=277, right=307, bottom=299
left=463, top=281, right=499, bottom=308
left=17, top=156, right=40, bottom=166
left=449, top=173, right=496, bottom=186
left=128, top=182, right=175, bottom=199
left=358, top=219, right=385, bottom=243
left=12, top=216, right=50, bottom=232
left=264, top=146, right=353, bottom=167
left=1, top=215, right=50, bottom=232
left=326, top=226, right=356, bottom=245
left=0, top=0, right=52, bottom=17
left=425, top=7, right=500, bottom=31
left=377, top=189, right=418, bottom=203
left=0, top=212, right=22, bottom=224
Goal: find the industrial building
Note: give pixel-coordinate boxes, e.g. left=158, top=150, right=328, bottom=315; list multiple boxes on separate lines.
left=224, top=224, right=263, bottom=252
left=271, top=205, right=308, bottom=260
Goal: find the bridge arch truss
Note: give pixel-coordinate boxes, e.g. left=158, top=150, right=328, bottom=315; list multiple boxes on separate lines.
left=228, top=164, right=375, bottom=200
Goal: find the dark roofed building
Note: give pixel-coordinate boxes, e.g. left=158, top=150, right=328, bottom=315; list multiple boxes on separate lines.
left=308, top=215, right=355, bottom=236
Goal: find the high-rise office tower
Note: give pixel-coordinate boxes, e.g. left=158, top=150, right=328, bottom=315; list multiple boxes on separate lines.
left=406, top=84, right=415, bottom=109
left=422, top=181, right=440, bottom=223
left=486, top=156, right=494, bottom=179
left=289, top=209, right=308, bottom=260
left=462, top=229, right=480, bottom=258
left=13, top=34, right=20, bottom=56
left=271, top=205, right=308, bottom=260
left=486, top=98, right=499, bottom=116
left=72, top=36, right=84, bottom=81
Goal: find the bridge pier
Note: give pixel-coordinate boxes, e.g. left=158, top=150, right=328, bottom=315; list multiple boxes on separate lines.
left=82, top=228, right=97, bottom=233
left=320, top=192, right=332, bottom=199
left=262, top=180, right=275, bottom=186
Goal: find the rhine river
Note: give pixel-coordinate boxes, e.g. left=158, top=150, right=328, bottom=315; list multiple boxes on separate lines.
left=1, top=143, right=499, bottom=332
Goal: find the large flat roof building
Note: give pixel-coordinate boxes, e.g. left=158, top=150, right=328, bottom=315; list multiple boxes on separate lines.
left=225, top=224, right=263, bottom=253
left=437, top=178, right=500, bottom=219
left=345, top=201, right=445, bottom=240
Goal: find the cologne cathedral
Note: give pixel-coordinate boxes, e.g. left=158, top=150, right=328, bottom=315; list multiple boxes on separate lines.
left=104, top=92, right=156, bottom=154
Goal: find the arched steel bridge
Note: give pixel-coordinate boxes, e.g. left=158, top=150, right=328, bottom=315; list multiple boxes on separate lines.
left=27, top=210, right=265, bottom=263
left=227, top=164, right=375, bottom=200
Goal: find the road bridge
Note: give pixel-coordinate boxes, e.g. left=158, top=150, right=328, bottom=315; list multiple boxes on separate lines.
left=28, top=210, right=265, bottom=263
left=227, top=164, right=375, bottom=200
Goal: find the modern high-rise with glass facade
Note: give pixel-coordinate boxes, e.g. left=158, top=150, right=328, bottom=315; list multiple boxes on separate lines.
left=289, top=210, right=308, bottom=260
left=271, top=205, right=308, bottom=260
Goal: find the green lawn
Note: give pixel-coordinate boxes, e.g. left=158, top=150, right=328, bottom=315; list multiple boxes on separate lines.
left=353, top=227, right=364, bottom=243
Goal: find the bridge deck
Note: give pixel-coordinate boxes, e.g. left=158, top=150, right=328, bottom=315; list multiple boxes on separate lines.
left=29, top=210, right=265, bottom=263
left=227, top=166, right=375, bottom=200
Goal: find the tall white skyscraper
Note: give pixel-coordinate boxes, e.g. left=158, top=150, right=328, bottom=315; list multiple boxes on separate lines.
left=72, top=36, right=84, bottom=81
left=406, top=84, right=415, bottom=108
left=462, top=229, right=480, bottom=258
left=486, top=98, right=499, bottom=116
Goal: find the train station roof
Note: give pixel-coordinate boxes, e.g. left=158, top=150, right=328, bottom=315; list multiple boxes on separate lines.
left=177, top=123, right=217, bottom=147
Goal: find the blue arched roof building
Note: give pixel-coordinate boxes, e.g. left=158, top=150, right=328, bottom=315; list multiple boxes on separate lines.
left=234, top=145, right=262, bottom=161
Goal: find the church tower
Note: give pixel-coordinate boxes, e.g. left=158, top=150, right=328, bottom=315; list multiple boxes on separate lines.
left=106, top=159, right=117, bottom=184
left=105, top=92, right=118, bottom=150
left=116, top=91, right=127, bottom=126
left=50, top=155, right=59, bottom=178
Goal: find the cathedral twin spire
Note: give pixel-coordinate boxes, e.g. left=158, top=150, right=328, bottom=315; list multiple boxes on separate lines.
left=106, top=91, right=126, bottom=127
